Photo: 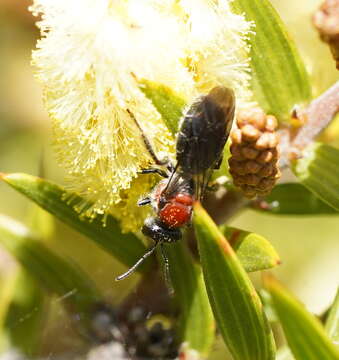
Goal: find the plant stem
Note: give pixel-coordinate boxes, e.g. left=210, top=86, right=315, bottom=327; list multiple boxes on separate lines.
left=204, top=188, right=249, bottom=225
left=291, top=81, right=339, bottom=150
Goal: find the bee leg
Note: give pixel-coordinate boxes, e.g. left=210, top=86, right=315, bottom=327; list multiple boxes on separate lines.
left=205, top=182, right=220, bottom=192
left=160, top=243, right=174, bottom=295
left=138, top=197, right=152, bottom=206
left=127, top=109, right=169, bottom=166
left=166, top=162, right=175, bottom=173
left=140, top=168, right=169, bottom=178
left=204, top=156, right=224, bottom=192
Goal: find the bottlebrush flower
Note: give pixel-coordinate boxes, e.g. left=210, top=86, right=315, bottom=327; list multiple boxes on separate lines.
left=31, top=0, right=254, bottom=232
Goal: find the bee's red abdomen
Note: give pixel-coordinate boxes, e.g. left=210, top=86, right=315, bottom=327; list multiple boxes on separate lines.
left=175, top=193, right=193, bottom=206
left=159, top=199, right=192, bottom=228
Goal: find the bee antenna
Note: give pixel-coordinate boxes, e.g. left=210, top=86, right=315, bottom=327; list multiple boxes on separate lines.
left=115, top=241, right=159, bottom=281
left=160, top=243, right=174, bottom=295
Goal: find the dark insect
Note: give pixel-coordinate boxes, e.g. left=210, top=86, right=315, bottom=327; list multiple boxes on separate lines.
left=116, top=86, right=235, bottom=282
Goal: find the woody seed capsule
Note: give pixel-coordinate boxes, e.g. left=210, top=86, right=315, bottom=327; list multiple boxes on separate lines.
left=228, top=107, right=281, bottom=198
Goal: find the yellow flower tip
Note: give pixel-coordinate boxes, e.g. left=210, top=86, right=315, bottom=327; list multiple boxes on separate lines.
left=31, top=0, right=254, bottom=231
left=110, top=175, right=159, bottom=233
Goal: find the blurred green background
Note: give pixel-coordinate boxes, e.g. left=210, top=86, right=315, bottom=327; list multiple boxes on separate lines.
left=0, top=0, right=338, bottom=358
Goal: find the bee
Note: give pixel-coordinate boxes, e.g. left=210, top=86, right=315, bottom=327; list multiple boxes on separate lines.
left=116, top=86, right=235, bottom=281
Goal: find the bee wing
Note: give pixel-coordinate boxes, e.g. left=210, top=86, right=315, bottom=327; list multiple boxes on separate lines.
left=161, top=169, right=194, bottom=201
left=176, top=86, right=235, bottom=200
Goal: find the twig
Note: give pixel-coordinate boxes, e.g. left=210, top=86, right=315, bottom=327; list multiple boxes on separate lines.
left=291, top=81, right=339, bottom=150
left=204, top=188, right=249, bottom=225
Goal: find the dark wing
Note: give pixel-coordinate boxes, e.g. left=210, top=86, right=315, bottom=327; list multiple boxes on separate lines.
left=176, top=86, right=235, bottom=199
left=160, top=169, right=194, bottom=202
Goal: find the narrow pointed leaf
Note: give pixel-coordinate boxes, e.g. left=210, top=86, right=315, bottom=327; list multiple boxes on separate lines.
left=260, top=289, right=278, bottom=323
left=0, top=273, right=17, bottom=352
left=26, top=204, right=55, bottom=239
left=253, top=183, right=338, bottom=215
left=292, top=143, right=339, bottom=211
left=166, top=242, right=214, bottom=357
left=265, top=276, right=339, bottom=360
left=2, top=204, right=49, bottom=356
left=232, top=0, right=311, bottom=121
left=194, top=202, right=275, bottom=360
left=276, top=347, right=295, bottom=360
left=219, top=226, right=280, bottom=272
left=1, top=173, right=152, bottom=273
left=0, top=214, right=101, bottom=317
left=325, top=289, right=339, bottom=347
left=139, top=80, right=186, bottom=135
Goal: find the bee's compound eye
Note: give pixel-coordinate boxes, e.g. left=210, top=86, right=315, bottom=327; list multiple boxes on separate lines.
left=142, top=218, right=182, bottom=243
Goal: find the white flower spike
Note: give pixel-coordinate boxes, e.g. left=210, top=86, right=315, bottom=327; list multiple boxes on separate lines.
left=31, top=0, right=254, bottom=231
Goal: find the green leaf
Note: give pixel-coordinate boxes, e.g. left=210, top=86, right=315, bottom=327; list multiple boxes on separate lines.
left=139, top=80, right=186, bottom=135
left=232, top=0, right=312, bottom=121
left=265, top=276, right=339, bottom=360
left=166, top=225, right=280, bottom=356
left=276, top=347, right=295, bottom=360
left=0, top=273, right=17, bottom=352
left=254, top=183, right=338, bottom=215
left=325, top=288, right=339, bottom=348
left=259, top=289, right=278, bottom=323
left=1, top=173, right=153, bottom=273
left=194, top=202, right=276, bottom=360
left=3, top=269, right=46, bottom=357
left=166, top=242, right=215, bottom=357
left=219, top=226, right=281, bottom=272
left=292, top=143, right=339, bottom=211
left=0, top=214, right=101, bottom=319
left=1, top=204, right=50, bottom=356
left=26, top=204, right=55, bottom=239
